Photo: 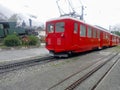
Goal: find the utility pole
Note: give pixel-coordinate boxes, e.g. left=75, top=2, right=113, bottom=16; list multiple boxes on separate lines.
left=56, top=0, right=62, bottom=16
left=56, top=0, right=85, bottom=20
left=80, top=6, right=84, bottom=20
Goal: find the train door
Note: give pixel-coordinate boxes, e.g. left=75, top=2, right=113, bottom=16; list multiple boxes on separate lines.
left=3, top=28, right=9, bottom=37
left=0, top=24, right=4, bottom=37
left=99, top=31, right=102, bottom=48
left=97, top=30, right=101, bottom=48
left=0, top=23, right=9, bottom=37
left=46, top=23, right=55, bottom=50
left=73, top=23, right=79, bottom=49
left=79, top=24, right=86, bottom=49
left=54, top=22, right=65, bottom=52
left=87, top=26, right=92, bottom=48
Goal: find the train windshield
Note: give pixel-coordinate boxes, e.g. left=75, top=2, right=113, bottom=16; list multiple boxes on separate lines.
left=47, top=24, right=54, bottom=33
left=55, top=22, right=65, bottom=33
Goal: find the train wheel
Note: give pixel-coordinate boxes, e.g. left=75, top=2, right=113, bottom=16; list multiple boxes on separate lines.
left=68, top=51, right=73, bottom=57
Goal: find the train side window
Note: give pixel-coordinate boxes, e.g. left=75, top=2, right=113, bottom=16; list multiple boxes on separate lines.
left=104, top=33, right=107, bottom=39
left=105, top=33, right=107, bottom=39
left=80, top=24, right=86, bottom=37
left=47, top=24, right=54, bottom=33
left=97, top=30, right=100, bottom=38
left=103, top=32, right=104, bottom=39
left=95, top=29, right=97, bottom=38
left=107, top=34, right=109, bottom=39
left=106, top=34, right=109, bottom=39
left=55, top=22, right=65, bottom=32
left=74, top=23, right=78, bottom=34
left=112, top=36, right=114, bottom=41
left=104, top=33, right=106, bottom=39
left=87, top=27, right=92, bottom=37
left=96, top=30, right=98, bottom=38
left=0, top=24, right=3, bottom=29
left=93, top=29, right=96, bottom=38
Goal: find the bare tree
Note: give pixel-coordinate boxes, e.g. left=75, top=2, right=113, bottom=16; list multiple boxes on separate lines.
left=110, top=24, right=120, bottom=36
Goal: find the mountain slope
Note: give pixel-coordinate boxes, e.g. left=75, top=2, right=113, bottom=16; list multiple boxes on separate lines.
left=0, top=12, right=8, bottom=21
left=0, top=4, right=43, bottom=28
left=0, top=4, right=14, bottom=21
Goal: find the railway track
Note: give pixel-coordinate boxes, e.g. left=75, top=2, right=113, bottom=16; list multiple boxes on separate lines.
left=48, top=51, right=120, bottom=90
left=0, top=47, right=110, bottom=74
left=0, top=56, right=54, bottom=74
left=65, top=52, right=119, bottom=90
left=0, top=50, right=97, bottom=74
left=0, top=47, right=119, bottom=88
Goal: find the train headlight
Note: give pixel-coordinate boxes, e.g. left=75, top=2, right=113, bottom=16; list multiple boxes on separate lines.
left=61, top=33, right=64, bottom=37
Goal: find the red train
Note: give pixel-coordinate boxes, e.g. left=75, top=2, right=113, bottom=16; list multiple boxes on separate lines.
left=45, top=16, right=120, bottom=57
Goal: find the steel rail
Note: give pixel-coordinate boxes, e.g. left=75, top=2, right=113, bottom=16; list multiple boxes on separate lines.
left=0, top=56, right=54, bottom=74
left=65, top=52, right=119, bottom=90
left=48, top=52, right=115, bottom=90
left=0, top=48, right=106, bottom=74
left=91, top=56, right=120, bottom=90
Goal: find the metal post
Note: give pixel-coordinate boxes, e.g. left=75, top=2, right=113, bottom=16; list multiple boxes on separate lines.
left=80, top=6, right=84, bottom=20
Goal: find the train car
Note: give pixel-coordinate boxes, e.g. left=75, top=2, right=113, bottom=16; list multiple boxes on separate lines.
left=94, top=26, right=111, bottom=48
left=0, top=22, right=26, bottom=38
left=110, top=34, right=120, bottom=46
left=45, top=16, right=120, bottom=57
left=110, top=34, right=116, bottom=46
left=100, top=31, right=111, bottom=48
left=115, top=35, right=120, bottom=45
left=0, top=22, right=9, bottom=38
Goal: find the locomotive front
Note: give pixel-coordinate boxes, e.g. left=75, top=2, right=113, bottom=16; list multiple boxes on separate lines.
left=45, top=18, right=70, bottom=57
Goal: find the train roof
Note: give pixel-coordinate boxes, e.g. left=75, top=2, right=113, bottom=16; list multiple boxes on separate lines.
left=47, top=16, right=84, bottom=23
left=94, top=25, right=111, bottom=34
left=110, top=32, right=120, bottom=37
left=47, top=16, right=111, bottom=34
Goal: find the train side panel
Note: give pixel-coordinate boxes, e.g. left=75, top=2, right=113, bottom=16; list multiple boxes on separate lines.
left=45, top=17, right=120, bottom=56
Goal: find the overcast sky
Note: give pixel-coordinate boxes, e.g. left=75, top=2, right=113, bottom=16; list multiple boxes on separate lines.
left=0, top=0, right=120, bottom=29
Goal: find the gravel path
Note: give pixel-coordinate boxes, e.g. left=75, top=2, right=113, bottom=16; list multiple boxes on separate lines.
left=95, top=54, right=120, bottom=90
left=0, top=47, right=49, bottom=64
left=0, top=47, right=119, bottom=90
